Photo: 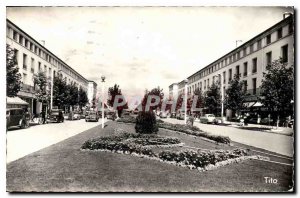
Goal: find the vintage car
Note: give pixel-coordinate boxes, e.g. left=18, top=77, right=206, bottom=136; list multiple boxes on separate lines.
left=6, top=108, right=29, bottom=129
left=68, top=111, right=81, bottom=120
left=159, top=111, right=168, bottom=119
left=48, top=109, right=64, bottom=123
left=170, top=112, right=177, bottom=118
left=176, top=112, right=185, bottom=120
left=199, top=114, right=216, bottom=124
left=106, top=110, right=117, bottom=120
left=85, top=111, right=99, bottom=122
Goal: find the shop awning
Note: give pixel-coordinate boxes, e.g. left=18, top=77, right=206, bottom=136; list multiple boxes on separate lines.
left=6, top=96, right=29, bottom=105
left=244, top=102, right=255, bottom=108
left=253, top=102, right=263, bottom=107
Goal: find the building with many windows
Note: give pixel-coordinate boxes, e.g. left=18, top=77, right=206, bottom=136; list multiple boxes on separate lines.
left=169, top=14, right=294, bottom=116
left=6, top=19, right=96, bottom=115
left=88, top=81, right=98, bottom=105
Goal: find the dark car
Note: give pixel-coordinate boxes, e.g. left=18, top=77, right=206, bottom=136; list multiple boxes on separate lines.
left=48, top=109, right=64, bottom=123
left=6, top=108, right=29, bottom=129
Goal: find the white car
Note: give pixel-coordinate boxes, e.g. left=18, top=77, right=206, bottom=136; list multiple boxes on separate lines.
left=200, top=114, right=216, bottom=124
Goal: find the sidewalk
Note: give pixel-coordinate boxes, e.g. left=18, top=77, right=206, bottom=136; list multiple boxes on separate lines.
left=6, top=119, right=105, bottom=163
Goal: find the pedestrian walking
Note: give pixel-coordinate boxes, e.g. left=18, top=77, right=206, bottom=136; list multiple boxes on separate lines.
left=41, top=109, right=46, bottom=124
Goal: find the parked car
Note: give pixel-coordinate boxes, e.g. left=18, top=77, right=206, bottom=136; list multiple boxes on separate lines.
left=159, top=111, right=168, bottom=119
left=200, top=114, right=216, bottom=124
left=6, top=108, right=29, bottom=129
left=73, top=111, right=81, bottom=120
left=48, top=109, right=64, bottom=123
left=85, top=111, right=99, bottom=122
left=176, top=112, right=185, bottom=120
left=107, top=110, right=117, bottom=120
left=170, top=112, right=177, bottom=118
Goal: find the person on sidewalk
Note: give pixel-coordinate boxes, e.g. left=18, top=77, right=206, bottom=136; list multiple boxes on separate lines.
left=41, top=109, right=46, bottom=124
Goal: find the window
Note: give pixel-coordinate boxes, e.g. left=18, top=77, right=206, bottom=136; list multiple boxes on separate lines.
left=281, top=45, right=288, bottom=63
left=13, top=30, right=18, bottom=40
left=252, top=58, right=257, bottom=73
left=44, top=65, right=47, bottom=74
left=31, top=58, right=35, bottom=73
left=207, top=79, right=210, bottom=87
left=243, top=48, right=247, bottom=57
left=289, top=23, right=293, bottom=34
left=30, top=43, right=34, bottom=51
left=277, top=28, right=282, bottom=39
left=250, top=44, right=254, bottom=53
left=23, top=53, right=27, bottom=70
left=223, top=71, right=226, bottom=84
left=35, top=46, right=38, bottom=54
left=25, top=39, right=29, bottom=48
left=18, top=35, right=23, bottom=45
left=236, top=65, right=240, bottom=77
left=237, top=51, right=240, bottom=59
left=23, top=73, right=27, bottom=83
left=38, top=62, right=41, bottom=72
left=243, top=62, right=248, bottom=76
left=14, top=49, right=19, bottom=63
left=39, top=49, right=42, bottom=56
left=257, top=39, right=262, bottom=49
left=252, top=78, right=257, bottom=95
left=266, top=51, right=272, bottom=66
left=266, top=34, right=271, bottom=45
left=200, top=82, right=202, bottom=90
left=204, top=80, right=206, bottom=89
left=228, top=69, right=232, bottom=82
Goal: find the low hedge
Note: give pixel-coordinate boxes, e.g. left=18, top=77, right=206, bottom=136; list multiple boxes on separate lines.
left=116, top=116, right=231, bottom=144
left=157, top=122, right=231, bottom=144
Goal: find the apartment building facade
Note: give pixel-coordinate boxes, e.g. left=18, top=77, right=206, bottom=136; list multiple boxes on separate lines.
left=169, top=14, right=294, bottom=115
left=6, top=19, right=92, bottom=115
left=88, top=81, right=98, bottom=105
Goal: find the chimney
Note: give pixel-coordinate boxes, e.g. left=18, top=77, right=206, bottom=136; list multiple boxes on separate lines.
left=40, top=40, right=45, bottom=46
left=283, top=12, right=292, bottom=19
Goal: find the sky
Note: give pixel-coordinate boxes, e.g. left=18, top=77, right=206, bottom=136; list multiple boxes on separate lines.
left=6, top=6, right=293, bottom=106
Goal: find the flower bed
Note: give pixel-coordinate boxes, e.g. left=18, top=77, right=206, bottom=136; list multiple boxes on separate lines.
left=81, top=133, right=252, bottom=171
left=157, top=122, right=231, bottom=144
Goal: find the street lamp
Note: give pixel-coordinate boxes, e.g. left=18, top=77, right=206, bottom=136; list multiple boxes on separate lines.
left=101, top=75, right=106, bottom=129
left=215, top=74, right=224, bottom=122
left=184, top=79, right=188, bottom=124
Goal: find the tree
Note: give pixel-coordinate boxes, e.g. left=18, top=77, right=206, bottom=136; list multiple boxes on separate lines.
left=260, top=59, right=294, bottom=119
left=91, top=97, right=97, bottom=109
left=33, top=71, right=50, bottom=109
left=141, top=87, right=164, bottom=111
left=204, top=82, right=221, bottom=116
left=78, top=87, right=88, bottom=108
left=107, top=84, right=127, bottom=117
left=224, top=74, right=249, bottom=116
left=6, top=44, right=21, bottom=97
left=53, top=75, right=67, bottom=109
left=192, top=87, right=205, bottom=116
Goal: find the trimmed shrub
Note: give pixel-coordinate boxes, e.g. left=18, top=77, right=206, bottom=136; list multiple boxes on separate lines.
left=135, top=111, right=158, bottom=134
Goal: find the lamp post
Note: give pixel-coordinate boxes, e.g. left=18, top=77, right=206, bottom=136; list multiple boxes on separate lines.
left=50, top=66, right=54, bottom=110
left=101, top=75, right=105, bottom=129
left=184, top=79, right=188, bottom=124
left=215, top=74, right=224, bottom=122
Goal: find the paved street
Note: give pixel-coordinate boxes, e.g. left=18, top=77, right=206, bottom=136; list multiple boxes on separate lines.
left=163, top=118, right=294, bottom=157
left=6, top=119, right=105, bottom=163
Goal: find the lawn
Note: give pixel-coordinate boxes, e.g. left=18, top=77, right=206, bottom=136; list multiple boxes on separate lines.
left=7, top=121, right=293, bottom=192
